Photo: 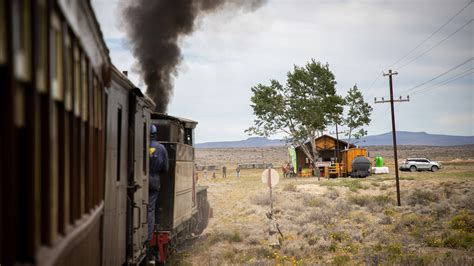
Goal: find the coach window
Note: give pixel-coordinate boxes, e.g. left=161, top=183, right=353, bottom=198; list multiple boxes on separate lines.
left=81, top=56, right=89, bottom=121
left=143, top=121, right=147, bottom=175
left=60, top=27, right=72, bottom=232
left=94, top=77, right=99, bottom=128
left=96, top=83, right=102, bottom=131
left=95, top=82, right=100, bottom=129
left=50, top=12, right=63, bottom=101
left=35, top=0, right=47, bottom=92
left=12, top=0, right=31, bottom=81
left=95, top=85, right=99, bottom=129
left=70, top=43, right=80, bottom=222
left=49, top=99, right=59, bottom=242
left=88, top=72, right=94, bottom=128
left=92, top=78, right=96, bottom=128
left=0, top=0, right=6, bottom=64
left=64, top=30, right=73, bottom=112
left=73, top=45, right=81, bottom=117
left=92, top=77, right=98, bottom=205
left=97, top=80, right=101, bottom=129
left=99, top=85, right=103, bottom=130
left=117, top=107, right=122, bottom=181
left=62, top=104, right=71, bottom=233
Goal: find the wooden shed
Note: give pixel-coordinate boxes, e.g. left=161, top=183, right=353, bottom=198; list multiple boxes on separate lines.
left=295, top=135, right=355, bottom=176
left=296, top=135, right=355, bottom=165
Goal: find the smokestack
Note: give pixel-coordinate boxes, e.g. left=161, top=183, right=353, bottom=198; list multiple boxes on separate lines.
left=120, top=0, right=266, bottom=113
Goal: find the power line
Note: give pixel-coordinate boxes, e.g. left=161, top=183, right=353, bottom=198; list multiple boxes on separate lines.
left=411, top=67, right=473, bottom=95
left=363, top=1, right=472, bottom=103
left=364, top=71, right=383, bottom=97
left=412, top=69, right=473, bottom=96
left=398, top=19, right=473, bottom=70
left=371, top=70, right=472, bottom=128
left=399, top=57, right=474, bottom=94
left=386, top=0, right=473, bottom=70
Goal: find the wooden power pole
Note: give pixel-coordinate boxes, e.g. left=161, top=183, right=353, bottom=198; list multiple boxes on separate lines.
left=374, top=70, right=409, bottom=206
left=330, top=126, right=346, bottom=163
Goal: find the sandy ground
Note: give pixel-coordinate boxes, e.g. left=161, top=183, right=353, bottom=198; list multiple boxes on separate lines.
left=170, top=145, right=474, bottom=265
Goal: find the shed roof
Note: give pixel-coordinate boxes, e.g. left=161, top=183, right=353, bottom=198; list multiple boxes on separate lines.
left=316, top=135, right=356, bottom=148
left=296, top=134, right=356, bottom=150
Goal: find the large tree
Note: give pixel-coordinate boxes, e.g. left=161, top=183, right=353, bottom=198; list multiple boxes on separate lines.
left=246, top=59, right=344, bottom=178
left=343, top=84, right=373, bottom=142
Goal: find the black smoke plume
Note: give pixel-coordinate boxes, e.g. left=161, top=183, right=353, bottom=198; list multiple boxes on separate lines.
left=121, top=0, right=266, bottom=113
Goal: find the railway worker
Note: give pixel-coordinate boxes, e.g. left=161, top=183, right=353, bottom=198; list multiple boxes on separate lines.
left=148, top=124, right=169, bottom=240
left=236, top=165, right=241, bottom=179
left=222, top=165, right=227, bottom=178
left=194, top=164, right=199, bottom=182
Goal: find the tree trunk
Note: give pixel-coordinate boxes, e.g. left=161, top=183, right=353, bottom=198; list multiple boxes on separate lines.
left=296, top=135, right=322, bottom=180
left=296, top=141, right=314, bottom=175
left=310, top=138, right=320, bottom=181
left=348, top=128, right=353, bottom=143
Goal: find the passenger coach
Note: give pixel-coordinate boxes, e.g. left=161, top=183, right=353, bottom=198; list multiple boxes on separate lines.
left=0, top=0, right=154, bottom=265
left=0, top=1, right=209, bottom=265
left=1, top=0, right=110, bottom=264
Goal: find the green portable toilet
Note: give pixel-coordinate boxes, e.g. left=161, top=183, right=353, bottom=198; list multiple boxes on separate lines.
left=375, top=156, right=384, bottom=167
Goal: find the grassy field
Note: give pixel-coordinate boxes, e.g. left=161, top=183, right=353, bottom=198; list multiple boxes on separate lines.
left=171, top=146, right=474, bottom=265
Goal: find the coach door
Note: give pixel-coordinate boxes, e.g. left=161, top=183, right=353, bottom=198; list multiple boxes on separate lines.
left=128, top=99, right=151, bottom=263
left=103, top=83, right=129, bottom=265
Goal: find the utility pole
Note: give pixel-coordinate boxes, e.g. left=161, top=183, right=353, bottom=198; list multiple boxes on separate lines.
left=330, top=126, right=346, bottom=163
left=375, top=70, right=409, bottom=206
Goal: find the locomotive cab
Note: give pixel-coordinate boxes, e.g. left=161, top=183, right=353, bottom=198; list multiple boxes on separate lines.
left=150, top=113, right=209, bottom=262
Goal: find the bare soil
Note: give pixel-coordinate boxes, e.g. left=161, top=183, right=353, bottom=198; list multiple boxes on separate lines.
left=171, top=145, right=474, bottom=265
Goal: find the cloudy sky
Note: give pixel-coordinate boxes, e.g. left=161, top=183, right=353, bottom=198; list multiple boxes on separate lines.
left=91, top=0, right=473, bottom=143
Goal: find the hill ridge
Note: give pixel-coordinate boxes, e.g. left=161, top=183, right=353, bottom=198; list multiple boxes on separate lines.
left=196, top=131, right=474, bottom=148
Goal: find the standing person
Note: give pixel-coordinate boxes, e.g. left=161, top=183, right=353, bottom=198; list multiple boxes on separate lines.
left=222, top=165, right=227, bottom=178
left=148, top=125, right=169, bottom=241
left=194, top=164, right=199, bottom=182
left=236, top=165, right=241, bottom=179
left=285, top=162, right=291, bottom=178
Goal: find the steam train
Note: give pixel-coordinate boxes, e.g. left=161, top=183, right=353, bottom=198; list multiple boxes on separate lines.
left=0, top=0, right=209, bottom=265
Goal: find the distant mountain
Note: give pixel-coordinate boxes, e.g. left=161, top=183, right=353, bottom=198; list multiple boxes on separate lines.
left=196, top=132, right=474, bottom=148
left=357, top=131, right=474, bottom=147
left=196, top=137, right=285, bottom=148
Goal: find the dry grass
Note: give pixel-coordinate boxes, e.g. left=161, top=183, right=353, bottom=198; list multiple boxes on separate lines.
left=169, top=146, right=474, bottom=265
left=249, top=192, right=273, bottom=206
left=406, top=189, right=440, bottom=206
left=282, top=183, right=298, bottom=192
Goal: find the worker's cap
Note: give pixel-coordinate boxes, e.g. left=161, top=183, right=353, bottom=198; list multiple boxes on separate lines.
left=150, top=124, right=157, bottom=134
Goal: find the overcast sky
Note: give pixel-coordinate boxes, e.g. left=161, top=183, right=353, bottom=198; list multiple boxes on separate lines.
left=91, top=0, right=473, bottom=143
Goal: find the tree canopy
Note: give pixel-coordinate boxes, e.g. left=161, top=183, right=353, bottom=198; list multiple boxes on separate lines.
left=247, top=59, right=344, bottom=175
left=343, top=84, right=373, bottom=142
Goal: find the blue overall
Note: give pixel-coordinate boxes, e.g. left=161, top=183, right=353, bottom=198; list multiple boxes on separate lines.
left=148, top=140, right=169, bottom=240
